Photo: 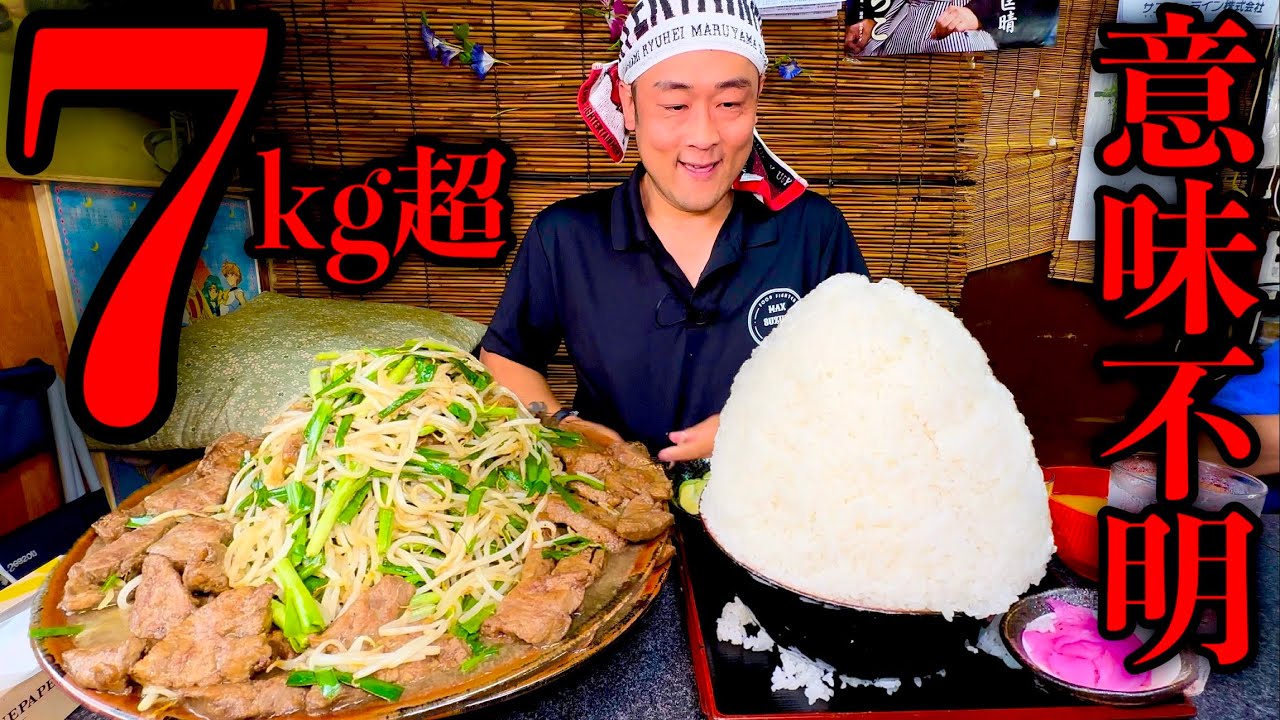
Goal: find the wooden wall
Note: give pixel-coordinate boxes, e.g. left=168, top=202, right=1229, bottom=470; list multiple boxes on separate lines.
left=0, top=178, right=70, bottom=534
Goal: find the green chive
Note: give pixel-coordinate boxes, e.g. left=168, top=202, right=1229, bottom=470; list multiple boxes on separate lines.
left=339, top=482, right=373, bottom=525
left=308, top=367, right=325, bottom=396
left=30, top=625, right=83, bottom=639
left=559, top=473, right=605, bottom=491
left=300, top=398, right=335, bottom=467
left=465, top=487, right=486, bottom=516
left=354, top=677, right=404, bottom=701
left=416, top=360, right=437, bottom=384
left=100, top=573, right=122, bottom=592
left=378, top=389, right=424, bottom=419
left=551, top=482, right=582, bottom=512
left=447, top=402, right=471, bottom=424
left=387, top=356, right=417, bottom=384
left=413, top=460, right=469, bottom=485
left=377, top=508, right=395, bottom=554
left=380, top=562, right=427, bottom=585
left=317, top=366, right=356, bottom=396
left=460, top=646, right=500, bottom=673
left=125, top=515, right=153, bottom=529
left=314, top=351, right=341, bottom=362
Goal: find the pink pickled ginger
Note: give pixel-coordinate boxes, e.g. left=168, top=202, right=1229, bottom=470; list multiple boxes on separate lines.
left=1021, top=599, right=1152, bottom=692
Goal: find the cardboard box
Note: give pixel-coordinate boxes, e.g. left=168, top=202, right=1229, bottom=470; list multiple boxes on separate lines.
left=1, top=673, right=79, bottom=720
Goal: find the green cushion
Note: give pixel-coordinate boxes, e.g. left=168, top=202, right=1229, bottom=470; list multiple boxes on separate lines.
left=87, top=292, right=487, bottom=452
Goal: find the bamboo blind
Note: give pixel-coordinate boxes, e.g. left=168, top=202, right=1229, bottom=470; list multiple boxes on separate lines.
left=245, top=0, right=986, bottom=399
left=975, top=0, right=1116, bottom=276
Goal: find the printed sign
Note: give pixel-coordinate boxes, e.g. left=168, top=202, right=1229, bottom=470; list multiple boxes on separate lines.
left=844, top=0, right=1060, bottom=57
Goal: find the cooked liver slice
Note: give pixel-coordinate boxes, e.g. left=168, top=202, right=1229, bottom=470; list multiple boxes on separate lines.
left=143, top=433, right=259, bottom=516
left=91, top=509, right=131, bottom=544
left=182, top=545, right=231, bottom=594
left=615, top=493, right=674, bottom=542
left=484, top=572, right=591, bottom=646
left=61, top=637, right=147, bottom=694
left=130, top=584, right=275, bottom=689
left=552, top=547, right=606, bottom=583
left=146, top=517, right=233, bottom=594
left=606, top=443, right=673, bottom=500
left=552, top=436, right=673, bottom=505
left=540, top=497, right=626, bottom=552
left=181, top=675, right=307, bottom=720
left=147, top=517, right=232, bottom=562
left=310, top=575, right=413, bottom=649
left=519, top=543, right=555, bottom=583
left=129, top=555, right=196, bottom=641
left=556, top=444, right=616, bottom=480
left=60, top=518, right=179, bottom=613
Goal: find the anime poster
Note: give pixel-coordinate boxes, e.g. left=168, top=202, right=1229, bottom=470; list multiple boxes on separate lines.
left=48, top=182, right=259, bottom=327
left=843, top=0, right=1060, bottom=57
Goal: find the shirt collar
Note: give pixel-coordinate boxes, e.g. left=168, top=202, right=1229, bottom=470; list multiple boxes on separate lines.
left=609, top=163, right=776, bottom=254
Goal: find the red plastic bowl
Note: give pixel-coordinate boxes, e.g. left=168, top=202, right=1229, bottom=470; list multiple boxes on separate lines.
left=1042, top=466, right=1109, bottom=582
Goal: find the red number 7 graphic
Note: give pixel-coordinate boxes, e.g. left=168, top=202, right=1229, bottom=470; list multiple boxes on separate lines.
left=7, top=12, right=283, bottom=445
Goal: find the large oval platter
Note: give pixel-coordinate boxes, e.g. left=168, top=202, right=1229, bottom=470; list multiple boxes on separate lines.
left=32, top=461, right=675, bottom=720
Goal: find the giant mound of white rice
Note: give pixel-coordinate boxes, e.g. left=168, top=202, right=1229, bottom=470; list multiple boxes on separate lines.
left=703, top=274, right=1054, bottom=619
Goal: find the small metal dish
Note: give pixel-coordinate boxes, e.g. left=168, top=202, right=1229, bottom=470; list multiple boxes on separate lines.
left=1000, top=587, right=1200, bottom=707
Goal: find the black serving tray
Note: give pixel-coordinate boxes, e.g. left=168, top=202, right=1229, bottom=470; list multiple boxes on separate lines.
left=674, top=514, right=1197, bottom=719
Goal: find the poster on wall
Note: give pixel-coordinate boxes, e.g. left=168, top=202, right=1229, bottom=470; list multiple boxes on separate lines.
left=1118, top=0, right=1277, bottom=27
left=1065, top=40, right=1178, bottom=242
left=44, top=183, right=260, bottom=328
left=843, top=0, right=1060, bottom=57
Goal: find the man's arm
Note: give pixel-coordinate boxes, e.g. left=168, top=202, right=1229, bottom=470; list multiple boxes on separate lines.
left=478, top=219, right=624, bottom=444
left=479, top=349, right=564, bottom=414
left=1200, top=414, right=1280, bottom=478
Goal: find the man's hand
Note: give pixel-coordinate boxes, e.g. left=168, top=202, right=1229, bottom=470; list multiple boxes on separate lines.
left=931, top=6, right=980, bottom=40
left=657, top=415, right=720, bottom=463
left=560, top=415, right=624, bottom=446
left=844, top=19, right=877, bottom=56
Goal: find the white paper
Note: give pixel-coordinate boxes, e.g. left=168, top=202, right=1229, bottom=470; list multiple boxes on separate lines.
left=1260, top=54, right=1279, bottom=168
left=1118, top=0, right=1277, bottom=27
left=759, top=0, right=841, bottom=19
left=0, top=606, right=39, bottom=693
left=1067, top=41, right=1180, bottom=242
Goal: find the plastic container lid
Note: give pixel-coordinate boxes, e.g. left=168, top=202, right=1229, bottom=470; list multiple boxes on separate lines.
left=1110, top=454, right=1268, bottom=511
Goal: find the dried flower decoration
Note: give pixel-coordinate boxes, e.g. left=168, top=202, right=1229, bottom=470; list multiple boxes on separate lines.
left=767, top=55, right=809, bottom=81
left=582, top=0, right=630, bottom=50
left=419, top=11, right=506, bottom=79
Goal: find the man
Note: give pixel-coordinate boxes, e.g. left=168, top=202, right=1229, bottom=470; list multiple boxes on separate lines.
left=479, top=0, right=869, bottom=463
left=1200, top=340, right=1279, bottom=512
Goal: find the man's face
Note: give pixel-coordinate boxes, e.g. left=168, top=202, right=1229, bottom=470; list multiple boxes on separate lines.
left=619, top=50, right=761, bottom=215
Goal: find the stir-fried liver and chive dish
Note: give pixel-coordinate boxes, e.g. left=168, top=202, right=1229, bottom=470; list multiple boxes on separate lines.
left=36, top=341, right=674, bottom=720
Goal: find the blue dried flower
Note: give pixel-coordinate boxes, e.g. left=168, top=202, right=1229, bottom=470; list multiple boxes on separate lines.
left=471, top=43, right=497, bottom=79
left=439, top=43, right=461, bottom=67
left=778, top=58, right=802, bottom=80
left=420, top=12, right=439, bottom=60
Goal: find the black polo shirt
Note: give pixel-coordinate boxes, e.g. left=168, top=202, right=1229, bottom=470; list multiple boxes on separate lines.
left=482, top=165, right=869, bottom=453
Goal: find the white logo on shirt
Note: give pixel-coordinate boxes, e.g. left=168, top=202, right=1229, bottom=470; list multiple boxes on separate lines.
left=747, top=287, right=800, bottom=344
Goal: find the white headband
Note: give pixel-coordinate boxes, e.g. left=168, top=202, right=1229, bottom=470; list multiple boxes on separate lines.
left=617, top=0, right=769, bottom=83
left=576, top=0, right=808, bottom=211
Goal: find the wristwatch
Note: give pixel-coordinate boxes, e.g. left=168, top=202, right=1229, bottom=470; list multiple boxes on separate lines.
left=552, top=408, right=579, bottom=424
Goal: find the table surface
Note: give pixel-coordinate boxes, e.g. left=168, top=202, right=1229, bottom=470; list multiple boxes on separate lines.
left=70, top=516, right=1279, bottom=720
